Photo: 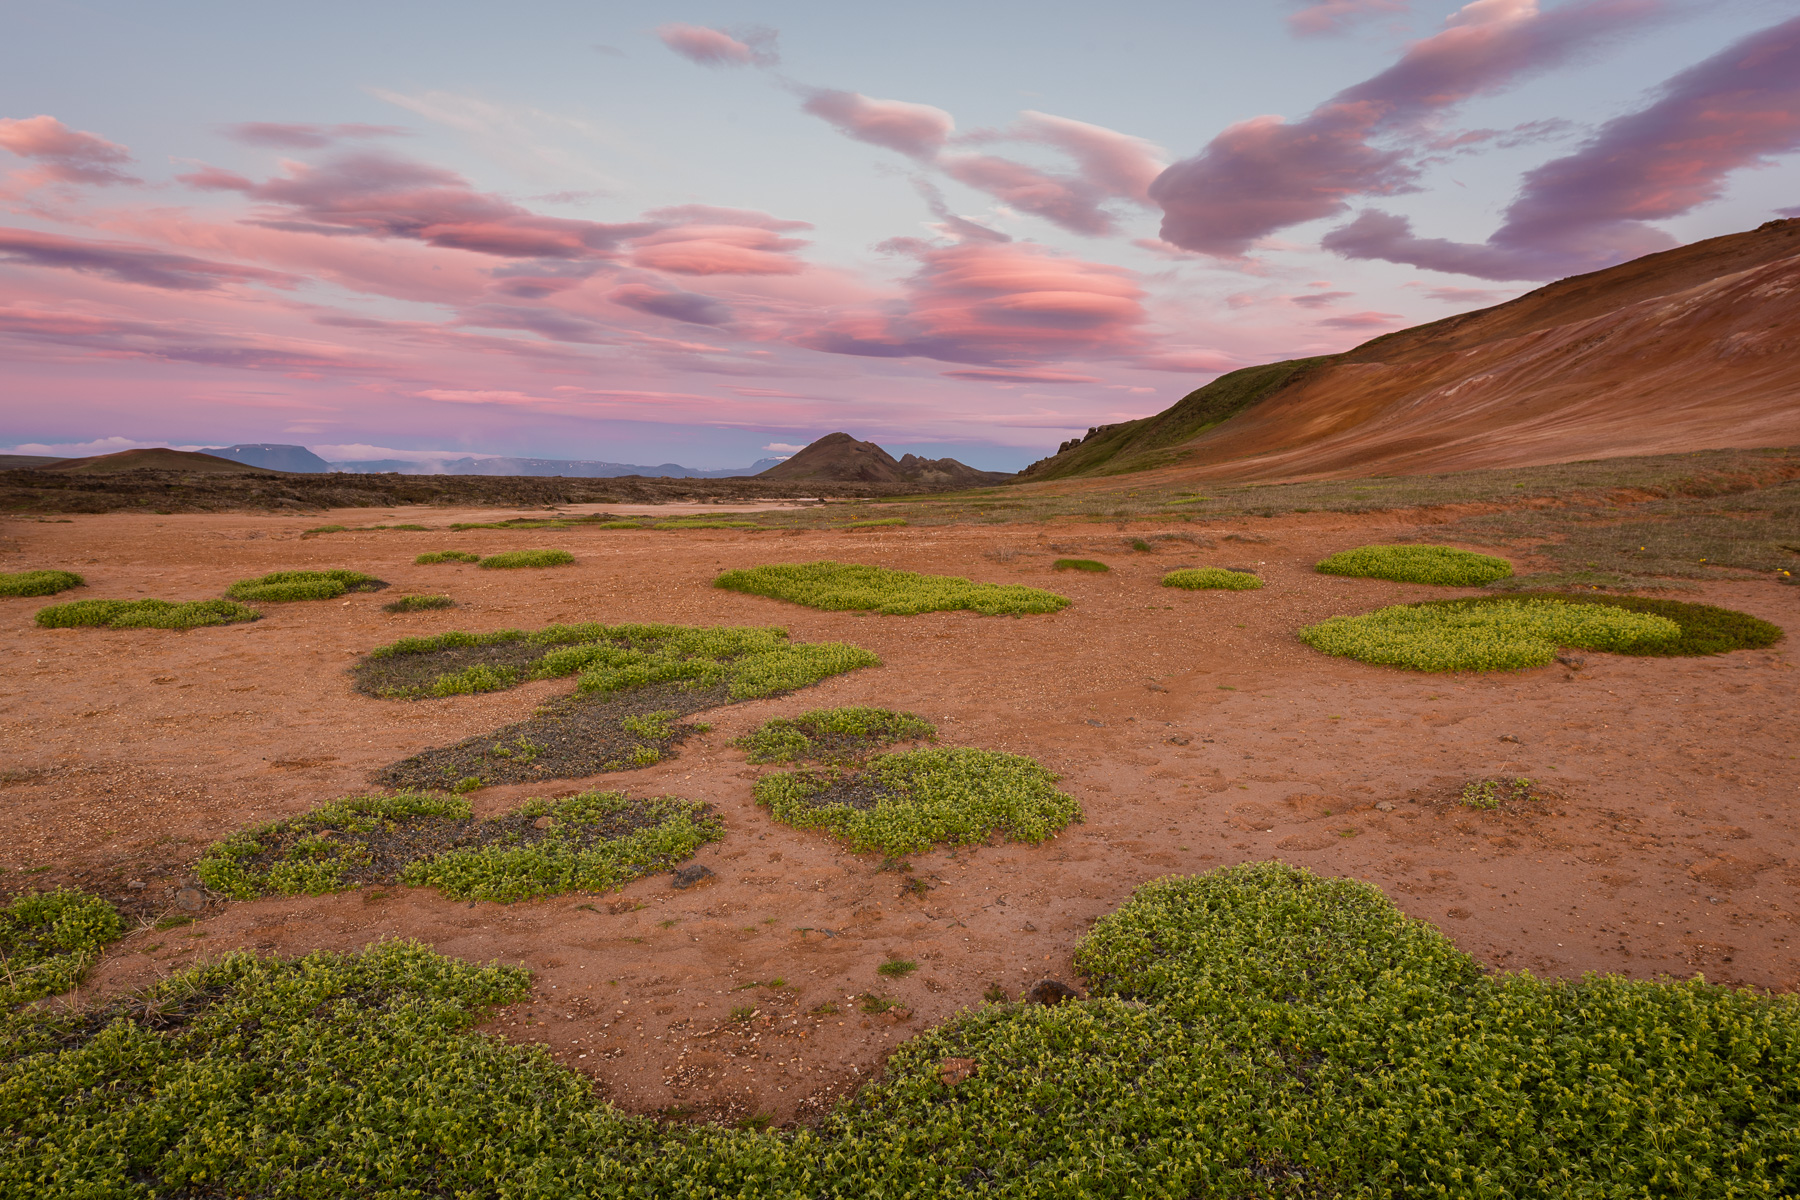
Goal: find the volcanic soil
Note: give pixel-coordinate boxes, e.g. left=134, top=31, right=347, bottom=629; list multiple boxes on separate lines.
left=3, top=503, right=1796, bottom=1124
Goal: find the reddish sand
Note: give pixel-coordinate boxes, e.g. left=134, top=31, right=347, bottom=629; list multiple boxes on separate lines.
left=3, top=505, right=1796, bottom=1124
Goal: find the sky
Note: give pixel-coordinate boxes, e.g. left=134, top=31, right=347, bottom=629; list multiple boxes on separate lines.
left=1, top=0, right=1797, bottom=470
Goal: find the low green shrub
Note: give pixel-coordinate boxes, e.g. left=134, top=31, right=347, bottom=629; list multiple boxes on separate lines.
left=0, top=570, right=83, bottom=597
left=7, top=864, right=1798, bottom=1196
left=1299, top=598, right=1680, bottom=671
left=755, top=747, right=1081, bottom=855
left=227, top=569, right=385, bottom=602
left=197, top=790, right=722, bottom=903
left=1316, top=543, right=1513, bottom=586
left=35, top=598, right=260, bottom=630
left=715, top=561, right=1069, bottom=615
left=303, top=524, right=347, bottom=534
left=382, top=593, right=456, bottom=613
left=734, top=707, right=935, bottom=764
left=415, top=550, right=481, bottom=565
left=1052, top=558, right=1109, bottom=573
left=479, top=548, right=574, bottom=569
left=0, top=888, right=125, bottom=1007
left=846, top=518, right=907, bottom=528
left=1415, top=592, right=1783, bottom=656
left=655, top=519, right=762, bottom=531
left=1162, top=567, right=1262, bottom=590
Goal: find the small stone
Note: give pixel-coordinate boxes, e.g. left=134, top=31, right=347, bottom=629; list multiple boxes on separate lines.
left=1556, top=653, right=1586, bottom=669
left=1024, top=979, right=1081, bottom=1007
left=532, top=816, right=553, bottom=830
left=174, top=888, right=206, bottom=912
left=1085, top=719, right=1104, bottom=727
left=1146, top=683, right=1169, bottom=693
left=938, top=1057, right=978, bottom=1086
left=671, top=864, right=715, bottom=890
left=1498, top=734, right=1521, bottom=744
left=1375, top=801, right=1395, bottom=812
left=1023, top=922, right=1038, bottom=932
left=1166, top=735, right=1191, bottom=746
left=126, top=880, right=146, bottom=890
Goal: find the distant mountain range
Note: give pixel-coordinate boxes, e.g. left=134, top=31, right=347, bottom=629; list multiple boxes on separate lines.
left=169, top=444, right=779, bottom=478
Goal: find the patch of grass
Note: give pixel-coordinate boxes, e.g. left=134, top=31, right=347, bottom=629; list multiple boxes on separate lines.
left=755, top=747, right=1081, bottom=856
left=304, top=524, right=347, bottom=534
left=197, top=789, right=722, bottom=904
left=982, top=983, right=1008, bottom=1003
left=733, top=707, right=936, bottom=765
left=1461, top=777, right=1540, bottom=809
left=415, top=550, right=481, bottom=565
left=859, top=993, right=901, bottom=1014
left=1052, top=558, right=1109, bottom=573
left=479, top=548, right=574, bottom=569
left=227, top=569, right=386, bottom=602
left=1162, top=567, right=1262, bottom=591
left=382, top=593, right=456, bottom=613
left=0, top=888, right=124, bottom=1006
left=0, top=570, right=83, bottom=597
left=35, top=598, right=260, bottom=629
left=8, top=862, right=1800, bottom=1195
left=845, top=518, right=907, bottom=528
left=1406, top=593, right=1783, bottom=657
left=654, top=519, right=763, bottom=530
left=877, top=958, right=918, bottom=979
left=1298, top=598, right=1681, bottom=672
left=1316, top=544, right=1513, bottom=586
left=715, top=560, right=1069, bottom=615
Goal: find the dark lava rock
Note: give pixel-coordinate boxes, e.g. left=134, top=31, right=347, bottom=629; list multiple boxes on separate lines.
left=1024, top=979, right=1082, bottom=1007
left=671, top=864, right=715, bottom=890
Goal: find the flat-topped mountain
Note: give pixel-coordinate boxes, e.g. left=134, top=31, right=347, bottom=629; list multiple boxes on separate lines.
left=42, top=448, right=283, bottom=475
left=756, top=433, right=1012, bottom=486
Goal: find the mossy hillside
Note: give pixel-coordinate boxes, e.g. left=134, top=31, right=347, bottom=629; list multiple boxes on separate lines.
left=715, top=560, right=1069, bottom=615
left=197, top=790, right=722, bottom=904
left=1299, top=598, right=1681, bottom=672
left=1411, top=592, right=1784, bottom=656
left=34, top=598, right=261, bottom=630
left=0, top=570, right=83, bottom=597
left=0, top=888, right=125, bottom=1007
left=479, top=548, right=574, bottom=569
left=734, top=707, right=936, bottom=764
left=1162, top=567, right=1263, bottom=590
left=226, top=569, right=386, bottom=602
left=755, top=747, right=1081, bottom=856
left=415, top=550, right=480, bottom=564
left=12, top=864, right=1797, bottom=1196
left=1316, top=543, right=1514, bottom=586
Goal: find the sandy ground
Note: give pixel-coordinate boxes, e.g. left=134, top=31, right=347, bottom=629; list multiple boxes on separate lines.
left=3, top=502, right=1796, bottom=1124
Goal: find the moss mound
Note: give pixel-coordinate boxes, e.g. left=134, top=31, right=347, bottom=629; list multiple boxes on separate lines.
left=227, top=569, right=385, bottom=602
left=479, top=548, right=574, bottom=569
left=1416, top=592, right=1784, bottom=656
left=11, top=862, right=1795, bottom=1196
left=0, top=570, right=84, bottom=598
left=1052, top=558, right=1109, bottom=573
left=35, top=598, right=260, bottom=630
left=734, top=707, right=935, bottom=764
left=1299, top=598, right=1680, bottom=671
left=415, top=550, right=480, bottom=565
left=0, top=888, right=124, bottom=1007
left=715, top=560, right=1069, bottom=615
left=1316, top=543, right=1513, bottom=586
left=755, top=747, right=1081, bottom=855
left=197, top=790, right=722, bottom=904
left=382, top=593, right=455, bottom=613
left=1162, top=567, right=1262, bottom=590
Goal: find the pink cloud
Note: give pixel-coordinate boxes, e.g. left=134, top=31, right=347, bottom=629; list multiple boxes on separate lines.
left=630, top=223, right=808, bottom=275
left=1008, top=112, right=1166, bottom=203
left=941, top=368, right=1103, bottom=383
left=1316, top=310, right=1404, bottom=328
left=0, top=227, right=301, bottom=291
left=1133, top=350, right=1243, bottom=373
left=938, top=154, right=1117, bottom=235
left=656, top=23, right=778, bottom=68
left=1415, top=283, right=1510, bottom=302
left=1150, top=0, right=1661, bottom=256
left=798, top=241, right=1147, bottom=365
left=800, top=89, right=954, bottom=159
left=1289, top=290, right=1354, bottom=308
left=1288, top=0, right=1409, bottom=38
left=179, top=152, right=656, bottom=259
left=221, top=122, right=410, bottom=149
left=1324, top=14, right=1800, bottom=279
left=610, top=284, right=733, bottom=325
left=0, top=115, right=138, bottom=185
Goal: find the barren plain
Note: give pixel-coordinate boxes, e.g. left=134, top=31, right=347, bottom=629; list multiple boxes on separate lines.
left=2, top=502, right=1795, bottom=1125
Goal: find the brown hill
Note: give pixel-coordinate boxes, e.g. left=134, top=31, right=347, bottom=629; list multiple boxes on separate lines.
left=1029, top=218, right=1800, bottom=483
left=756, top=433, right=1013, bottom=487
left=44, top=448, right=283, bottom=475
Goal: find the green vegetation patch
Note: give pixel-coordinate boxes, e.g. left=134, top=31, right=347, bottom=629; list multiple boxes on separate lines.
left=654, top=519, right=762, bottom=531
left=227, top=569, right=386, bottom=602
left=846, top=518, right=907, bottom=528
left=8, top=863, right=1800, bottom=1196
left=715, top=560, right=1069, bottom=615
left=478, top=548, right=574, bottom=569
left=755, top=747, right=1080, bottom=856
left=357, top=623, right=879, bottom=787
left=1162, top=567, right=1262, bottom=590
left=35, top=598, right=260, bottom=630
left=0, top=570, right=83, bottom=597
left=382, top=593, right=456, bottom=613
left=1299, top=598, right=1680, bottom=672
left=1316, top=543, right=1513, bottom=586
left=1409, top=592, right=1783, bottom=656
left=734, top=707, right=935, bottom=764
left=1052, top=558, right=1109, bottom=573
left=415, top=550, right=481, bottom=564
left=0, top=888, right=124, bottom=1007
left=198, top=790, right=722, bottom=903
